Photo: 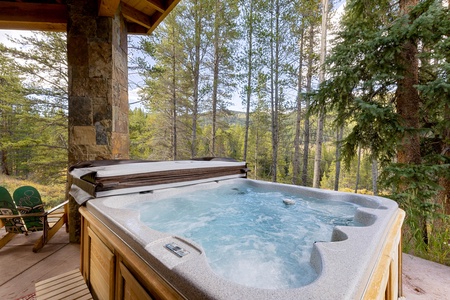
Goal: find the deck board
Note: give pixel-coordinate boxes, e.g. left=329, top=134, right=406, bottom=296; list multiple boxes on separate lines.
left=35, top=269, right=92, bottom=300
left=0, top=227, right=79, bottom=300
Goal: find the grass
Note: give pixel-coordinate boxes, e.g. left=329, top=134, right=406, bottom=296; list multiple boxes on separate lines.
left=398, top=191, right=450, bottom=266
left=402, top=215, right=450, bottom=266
left=0, top=174, right=66, bottom=209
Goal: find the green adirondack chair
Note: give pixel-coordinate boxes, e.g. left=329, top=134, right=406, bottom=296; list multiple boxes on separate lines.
left=0, top=186, right=27, bottom=248
left=13, top=186, right=46, bottom=232
left=0, top=186, right=68, bottom=252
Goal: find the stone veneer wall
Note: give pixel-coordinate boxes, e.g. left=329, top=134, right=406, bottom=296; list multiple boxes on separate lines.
left=67, top=0, right=130, bottom=242
left=67, top=0, right=129, bottom=166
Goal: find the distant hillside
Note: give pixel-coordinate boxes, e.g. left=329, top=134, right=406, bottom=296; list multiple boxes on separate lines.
left=196, top=109, right=248, bottom=127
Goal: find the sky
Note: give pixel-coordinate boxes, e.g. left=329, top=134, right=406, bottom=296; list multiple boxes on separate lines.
left=0, top=29, right=33, bottom=46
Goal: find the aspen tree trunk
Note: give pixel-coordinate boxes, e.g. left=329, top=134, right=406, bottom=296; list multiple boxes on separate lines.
left=211, top=0, right=221, bottom=156
left=293, top=24, right=305, bottom=185
left=355, top=146, right=361, bottom=193
left=334, top=125, right=344, bottom=191
left=372, top=158, right=378, bottom=196
left=312, top=0, right=329, bottom=188
left=301, top=25, right=314, bottom=186
left=191, top=0, right=202, bottom=158
left=270, top=0, right=280, bottom=182
left=171, top=25, right=177, bottom=160
left=244, top=0, right=254, bottom=162
left=254, top=117, right=259, bottom=180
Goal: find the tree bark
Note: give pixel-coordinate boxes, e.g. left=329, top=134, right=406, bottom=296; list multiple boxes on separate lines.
left=301, top=25, right=314, bottom=186
left=243, top=0, right=254, bottom=162
left=191, top=0, right=202, bottom=158
left=334, top=125, right=344, bottom=191
left=396, top=0, right=421, bottom=166
left=312, top=0, right=329, bottom=188
left=355, top=146, right=362, bottom=193
left=293, top=24, right=305, bottom=185
left=0, top=150, right=9, bottom=175
left=211, top=0, right=221, bottom=156
left=171, top=25, right=177, bottom=160
left=372, top=157, right=378, bottom=196
left=270, top=0, right=279, bottom=182
left=396, top=0, right=425, bottom=242
left=438, top=101, right=450, bottom=214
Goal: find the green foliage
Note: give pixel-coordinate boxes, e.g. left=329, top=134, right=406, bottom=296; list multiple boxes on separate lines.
left=313, top=0, right=450, bottom=264
left=321, top=148, right=374, bottom=192
left=399, top=188, right=450, bottom=265
left=1, top=32, right=68, bottom=184
left=129, top=108, right=153, bottom=159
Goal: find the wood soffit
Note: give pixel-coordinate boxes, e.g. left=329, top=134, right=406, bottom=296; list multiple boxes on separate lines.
left=0, top=0, right=180, bottom=34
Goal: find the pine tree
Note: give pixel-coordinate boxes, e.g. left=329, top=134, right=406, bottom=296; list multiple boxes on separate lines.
left=139, top=9, right=190, bottom=160
left=313, top=0, right=450, bottom=242
left=0, top=53, right=26, bottom=175
left=312, top=0, right=329, bottom=188
left=1, top=32, right=68, bottom=183
left=209, top=0, right=240, bottom=156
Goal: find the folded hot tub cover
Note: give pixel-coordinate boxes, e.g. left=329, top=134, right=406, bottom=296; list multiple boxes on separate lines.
left=69, top=158, right=248, bottom=205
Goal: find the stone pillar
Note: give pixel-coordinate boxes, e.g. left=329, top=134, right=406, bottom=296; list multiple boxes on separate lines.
left=67, top=0, right=129, bottom=242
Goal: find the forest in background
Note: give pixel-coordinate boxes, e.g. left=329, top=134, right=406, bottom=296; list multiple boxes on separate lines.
left=1, top=0, right=449, bottom=265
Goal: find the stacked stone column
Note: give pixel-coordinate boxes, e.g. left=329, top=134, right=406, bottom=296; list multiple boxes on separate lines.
left=67, top=0, right=129, bottom=165
left=67, top=0, right=129, bottom=241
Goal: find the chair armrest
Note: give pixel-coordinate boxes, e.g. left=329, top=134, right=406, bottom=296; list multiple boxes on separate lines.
left=46, top=200, right=69, bottom=214
left=0, top=212, right=45, bottom=218
left=0, top=200, right=68, bottom=219
left=0, top=214, right=22, bottom=219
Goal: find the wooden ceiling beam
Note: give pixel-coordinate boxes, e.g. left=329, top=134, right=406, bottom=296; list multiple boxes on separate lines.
left=0, top=2, right=67, bottom=30
left=148, top=11, right=163, bottom=32
left=126, top=22, right=150, bottom=35
left=122, top=2, right=152, bottom=30
left=0, top=21, right=66, bottom=32
left=145, top=0, right=166, bottom=13
left=0, top=0, right=181, bottom=35
left=147, top=0, right=180, bottom=34
left=98, top=0, right=121, bottom=17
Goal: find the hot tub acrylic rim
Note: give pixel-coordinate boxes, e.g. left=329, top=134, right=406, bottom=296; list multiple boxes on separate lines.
left=84, top=178, right=399, bottom=299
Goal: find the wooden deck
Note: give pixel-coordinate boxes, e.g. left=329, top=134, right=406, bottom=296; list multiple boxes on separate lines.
left=0, top=227, right=80, bottom=300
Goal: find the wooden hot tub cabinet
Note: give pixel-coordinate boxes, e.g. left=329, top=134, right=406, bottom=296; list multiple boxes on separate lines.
left=79, top=207, right=185, bottom=300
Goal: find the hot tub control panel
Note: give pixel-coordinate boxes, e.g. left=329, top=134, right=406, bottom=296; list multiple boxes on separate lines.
left=165, top=242, right=190, bottom=257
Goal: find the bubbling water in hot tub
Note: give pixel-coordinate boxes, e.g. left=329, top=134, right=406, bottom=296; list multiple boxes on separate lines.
left=128, top=183, right=362, bottom=290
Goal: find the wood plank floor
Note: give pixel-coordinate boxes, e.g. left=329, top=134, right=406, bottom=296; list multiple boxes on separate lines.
left=0, top=227, right=80, bottom=300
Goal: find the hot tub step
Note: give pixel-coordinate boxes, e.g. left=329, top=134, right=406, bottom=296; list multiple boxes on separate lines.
left=35, top=269, right=92, bottom=300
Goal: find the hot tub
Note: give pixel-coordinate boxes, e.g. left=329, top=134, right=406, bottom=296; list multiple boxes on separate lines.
left=71, top=160, right=404, bottom=300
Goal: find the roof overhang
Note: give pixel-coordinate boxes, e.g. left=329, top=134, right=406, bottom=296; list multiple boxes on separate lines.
left=0, top=0, right=180, bottom=34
